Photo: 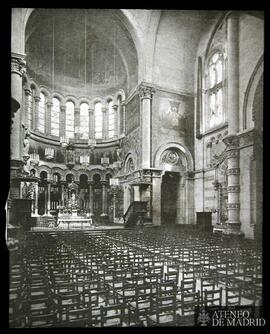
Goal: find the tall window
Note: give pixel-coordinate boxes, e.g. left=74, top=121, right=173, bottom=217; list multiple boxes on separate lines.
left=65, top=101, right=75, bottom=139
left=38, top=92, right=45, bottom=133
left=108, top=100, right=115, bottom=138
left=80, top=103, right=89, bottom=139
left=205, top=52, right=224, bottom=129
left=94, top=102, right=103, bottom=139
left=51, top=97, right=60, bottom=136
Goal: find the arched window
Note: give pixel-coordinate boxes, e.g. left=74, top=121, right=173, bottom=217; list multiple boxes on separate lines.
left=117, top=96, right=123, bottom=134
left=94, top=102, right=103, bottom=139
left=80, top=103, right=89, bottom=139
left=65, top=101, right=75, bottom=139
left=107, top=100, right=115, bottom=138
left=51, top=97, right=60, bottom=136
left=38, top=92, right=46, bottom=133
left=205, top=51, right=224, bottom=129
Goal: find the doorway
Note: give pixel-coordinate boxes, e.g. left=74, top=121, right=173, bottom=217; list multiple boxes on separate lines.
left=161, top=172, right=180, bottom=225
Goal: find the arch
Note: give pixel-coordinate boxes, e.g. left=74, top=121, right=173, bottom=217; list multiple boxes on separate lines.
left=124, top=152, right=137, bottom=174
left=65, top=96, right=77, bottom=108
left=154, top=142, right=194, bottom=171
left=39, top=86, right=51, bottom=100
left=38, top=165, right=52, bottom=179
left=89, top=168, right=103, bottom=181
left=113, top=90, right=126, bottom=104
left=52, top=92, right=64, bottom=104
left=105, top=95, right=114, bottom=104
left=78, top=97, right=91, bottom=106
left=243, top=56, right=263, bottom=130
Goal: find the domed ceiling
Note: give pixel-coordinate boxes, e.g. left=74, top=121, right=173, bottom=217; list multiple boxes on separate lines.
left=25, top=9, right=138, bottom=98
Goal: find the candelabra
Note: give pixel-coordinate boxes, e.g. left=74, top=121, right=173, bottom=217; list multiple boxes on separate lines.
left=60, top=136, right=69, bottom=147
left=45, top=147, right=54, bottom=160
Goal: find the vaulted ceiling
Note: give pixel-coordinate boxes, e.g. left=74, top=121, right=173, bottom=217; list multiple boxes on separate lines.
left=25, top=9, right=138, bottom=98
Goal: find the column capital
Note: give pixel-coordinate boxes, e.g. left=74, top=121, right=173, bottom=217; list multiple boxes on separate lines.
left=223, top=134, right=239, bottom=149
left=74, top=107, right=80, bottom=114
left=46, top=101, right=53, bottom=108
left=137, top=84, right=156, bottom=100
left=102, top=107, right=107, bottom=113
left=60, top=105, right=66, bottom=112
left=24, top=87, right=31, bottom=96
left=184, top=171, right=195, bottom=179
left=88, top=108, right=94, bottom=113
left=11, top=56, right=26, bottom=77
left=112, top=104, right=118, bottom=110
left=34, top=95, right=41, bottom=103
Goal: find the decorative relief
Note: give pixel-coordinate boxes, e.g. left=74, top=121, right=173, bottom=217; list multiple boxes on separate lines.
left=227, top=203, right=240, bottom=209
left=125, top=95, right=140, bottom=134
left=160, top=148, right=186, bottom=171
left=11, top=57, right=26, bottom=76
left=227, top=168, right=240, bottom=175
left=159, top=98, right=186, bottom=133
left=126, top=157, right=135, bottom=173
left=227, top=185, right=240, bottom=193
left=121, top=127, right=141, bottom=168
left=226, top=150, right=239, bottom=159
left=239, top=130, right=254, bottom=147
left=223, top=134, right=239, bottom=149
left=138, top=85, right=155, bottom=100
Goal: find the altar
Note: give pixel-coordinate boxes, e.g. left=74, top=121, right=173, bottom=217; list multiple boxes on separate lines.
left=56, top=180, right=93, bottom=229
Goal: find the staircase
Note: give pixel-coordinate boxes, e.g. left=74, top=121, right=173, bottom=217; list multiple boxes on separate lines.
left=123, top=201, right=148, bottom=228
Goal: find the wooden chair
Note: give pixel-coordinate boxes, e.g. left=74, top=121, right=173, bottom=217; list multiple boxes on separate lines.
left=100, top=304, right=125, bottom=327
left=203, top=287, right=223, bottom=306
left=146, top=294, right=178, bottom=327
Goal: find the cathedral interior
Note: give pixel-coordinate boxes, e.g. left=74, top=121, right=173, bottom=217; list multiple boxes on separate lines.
left=8, top=9, right=264, bottom=327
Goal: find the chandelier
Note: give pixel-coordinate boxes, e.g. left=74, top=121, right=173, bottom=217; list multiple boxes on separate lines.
left=45, top=147, right=54, bottom=160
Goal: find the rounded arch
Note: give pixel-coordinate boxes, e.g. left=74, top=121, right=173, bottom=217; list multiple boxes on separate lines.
left=243, top=56, right=263, bottom=130
left=114, top=90, right=126, bottom=104
left=124, top=152, right=137, bottom=174
left=154, top=142, right=194, bottom=171
left=38, top=165, right=52, bottom=179
left=52, top=92, right=64, bottom=105
left=105, top=95, right=114, bottom=104
left=65, top=96, right=77, bottom=108
left=39, top=86, right=51, bottom=100
left=89, top=168, right=103, bottom=181
left=78, top=98, right=91, bottom=106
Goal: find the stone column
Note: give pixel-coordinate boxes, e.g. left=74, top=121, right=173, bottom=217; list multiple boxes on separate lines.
left=113, top=104, right=118, bottom=137
left=45, top=101, right=52, bottom=135
left=34, top=182, right=39, bottom=216
left=33, top=95, right=41, bottom=132
left=133, top=185, right=140, bottom=201
left=101, top=181, right=108, bottom=215
left=44, top=184, right=48, bottom=215
left=11, top=55, right=25, bottom=161
left=24, top=86, right=32, bottom=129
left=102, top=107, right=107, bottom=139
left=47, top=182, right=51, bottom=215
left=223, top=136, right=242, bottom=234
left=61, top=182, right=65, bottom=206
left=10, top=55, right=25, bottom=198
left=60, top=105, right=66, bottom=137
left=227, top=12, right=239, bottom=135
left=89, top=181, right=94, bottom=213
left=184, top=171, right=195, bottom=225
left=138, top=84, right=155, bottom=169
left=74, top=107, right=80, bottom=139
left=152, top=171, right=162, bottom=226
left=89, top=108, right=95, bottom=139
left=222, top=12, right=242, bottom=235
